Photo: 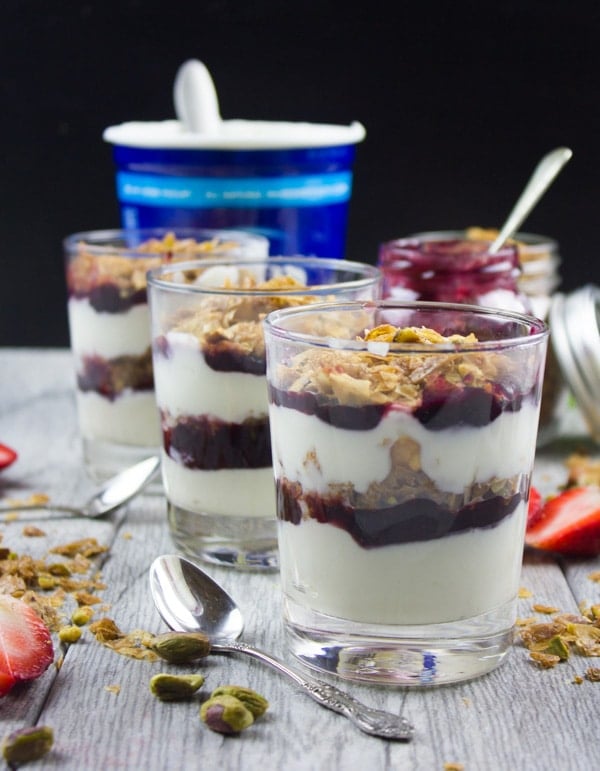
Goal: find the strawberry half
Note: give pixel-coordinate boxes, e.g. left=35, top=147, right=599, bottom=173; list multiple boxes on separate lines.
left=527, top=486, right=544, bottom=529
left=0, top=595, right=54, bottom=697
left=0, top=443, right=17, bottom=470
left=525, top=486, right=600, bottom=556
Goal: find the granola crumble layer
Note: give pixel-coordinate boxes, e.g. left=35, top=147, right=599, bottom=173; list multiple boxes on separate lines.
left=153, top=273, right=318, bottom=375
left=66, top=232, right=242, bottom=311
left=77, top=350, right=154, bottom=399
left=269, top=324, right=535, bottom=431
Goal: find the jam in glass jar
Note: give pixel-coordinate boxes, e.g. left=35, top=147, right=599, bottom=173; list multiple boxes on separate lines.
left=378, top=237, right=531, bottom=313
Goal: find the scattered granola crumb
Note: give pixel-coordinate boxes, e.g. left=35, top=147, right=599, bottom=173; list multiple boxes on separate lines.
left=515, top=616, right=538, bottom=626
left=50, top=538, right=108, bottom=558
left=572, top=675, right=584, bottom=684
left=585, top=667, right=600, bottom=682
left=90, top=617, right=159, bottom=661
left=530, top=651, right=561, bottom=668
left=518, top=587, right=533, bottom=598
left=105, top=684, right=121, bottom=695
left=588, top=571, right=600, bottom=583
left=444, top=763, right=465, bottom=771
left=565, top=453, right=600, bottom=487
left=73, top=590, right=102, bottom=606
left=22, top=525, right=46, bottom=537
left=519, top=607, right=600, bottom=666
left=0, top=536, right=109, bottom=631
left=121, top=532, right=133, bottom=540
left=461, top=697, right=471, bottom=707
left=532, top=604, right=560, bottom=614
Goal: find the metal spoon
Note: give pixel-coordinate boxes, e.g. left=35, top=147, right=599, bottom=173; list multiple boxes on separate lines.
left=489, top=146, right=572, bottom=254
left=149, top=554, right=414, bottom=741
left=0, top=456, right=160, bottom=519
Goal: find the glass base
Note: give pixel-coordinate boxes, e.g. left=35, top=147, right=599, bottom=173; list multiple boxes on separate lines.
left=283, top=598, right=515, bottom=686
left=167, top=501, right=278, bottom=571
left=82, top=437, right=163, bottom=493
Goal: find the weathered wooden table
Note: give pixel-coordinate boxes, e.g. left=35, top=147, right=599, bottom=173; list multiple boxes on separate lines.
left=1, top=348, right=599, bottom=771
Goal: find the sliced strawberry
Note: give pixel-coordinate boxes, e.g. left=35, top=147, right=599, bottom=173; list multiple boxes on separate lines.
left=525, top=486, right=600, bottom=556
left=0, top=443, right=17, bottom=470
left=527, top=486, right=544, bottom=528
left=0, top=595, right=54, bottom=697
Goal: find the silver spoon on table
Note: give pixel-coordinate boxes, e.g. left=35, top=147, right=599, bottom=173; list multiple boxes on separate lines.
left=149, top=554, right=414, bottom=741
left=0, top=455, right=160, bottom=519
left=489, top=146, right=572, bottom=254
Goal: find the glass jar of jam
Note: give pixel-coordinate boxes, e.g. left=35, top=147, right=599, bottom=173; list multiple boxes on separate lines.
left=399, top=229, right=561, bottom=318
left=378, top=237, right=532, bottom=313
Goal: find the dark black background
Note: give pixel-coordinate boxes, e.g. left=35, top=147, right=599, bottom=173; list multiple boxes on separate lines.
left=1, top=0, right=599, bottom=346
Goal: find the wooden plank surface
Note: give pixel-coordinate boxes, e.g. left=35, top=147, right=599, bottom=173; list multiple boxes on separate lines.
left=1, top=348, right=599, bottom=771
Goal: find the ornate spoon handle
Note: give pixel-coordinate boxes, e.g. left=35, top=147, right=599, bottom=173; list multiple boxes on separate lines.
left=211, top=640, right=414, bottom=741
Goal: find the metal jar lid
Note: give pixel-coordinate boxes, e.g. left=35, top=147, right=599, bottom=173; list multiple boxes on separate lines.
left=549, top=284, right=600, bottom=441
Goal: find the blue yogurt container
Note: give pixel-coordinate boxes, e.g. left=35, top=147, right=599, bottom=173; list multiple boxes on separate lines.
left=103, top=119, right=366, bottom=258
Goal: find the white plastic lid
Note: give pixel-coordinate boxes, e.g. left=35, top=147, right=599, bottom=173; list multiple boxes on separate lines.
left=103, top=119, right=366, bottom=150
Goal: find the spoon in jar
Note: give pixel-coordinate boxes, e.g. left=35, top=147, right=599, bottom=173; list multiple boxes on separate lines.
left=149, top=553, right=414, bottom=741
left=0, top=456, right=160, bottom=519
left=489, top=146, right=572, bottom=254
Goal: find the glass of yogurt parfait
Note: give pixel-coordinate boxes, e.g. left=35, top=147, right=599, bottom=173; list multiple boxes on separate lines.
left=64, top=228, right=268, bottom=482
left=147, top=257, right=382, bottom=570
left=264, top=300, right=549, bottom=684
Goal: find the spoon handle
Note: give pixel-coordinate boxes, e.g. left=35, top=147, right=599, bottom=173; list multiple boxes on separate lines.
left=210, top=641, right=413, bottom=741
left=0, top=503, right=83, bottom=516
left=489, top=146, right=572, bottom=254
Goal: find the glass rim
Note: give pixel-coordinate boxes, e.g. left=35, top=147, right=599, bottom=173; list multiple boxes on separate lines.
left=146, top=256, right=382, bottom=297
left=264, top=299, right=549, bottom=353
left=63, top=227, right=269, bottom=256
left=404, top=229, right=559, bottom=250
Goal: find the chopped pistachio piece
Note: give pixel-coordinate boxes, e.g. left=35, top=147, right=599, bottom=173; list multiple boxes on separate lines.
left=150, top=673, right=205, bottom=701
left=2, top=726, right=54, bottom=766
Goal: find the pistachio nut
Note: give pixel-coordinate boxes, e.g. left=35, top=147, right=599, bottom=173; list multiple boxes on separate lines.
left=200, top=694, right=254, bottom=734
left=2, top=726, right=54, bottom=766
left=210, top=685, right=269, bottom=718
left=71, top=606, right=94, bottom=626
left=58, top=625, right=82, bottom=644
left=151, top=632, right=211, bottom=664
left=150, top=673, right=205, bottom=701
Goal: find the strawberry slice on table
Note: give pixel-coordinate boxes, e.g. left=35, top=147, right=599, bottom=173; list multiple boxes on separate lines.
left=0, top=443, right=17, bottom=470
left=0, top=595, right=54, bottom=697
left=525, top=486, right=600, bottom=556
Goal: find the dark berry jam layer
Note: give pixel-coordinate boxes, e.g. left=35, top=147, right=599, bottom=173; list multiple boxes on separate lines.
left=77, top=352, right=154, bottom=400
left=155, top=335, right=265, bottom=375
left=277, top=479, right=522, bottom=548
left=162, top=413, right=271, bottom=470
left=269, top=382, right=529, bottom=431
left=69, top=283, right=147, bottom=313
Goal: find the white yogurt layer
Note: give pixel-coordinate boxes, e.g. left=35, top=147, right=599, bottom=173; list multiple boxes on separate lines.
left=68, top=298, right=151, bottom=358
left=153, top=331, right=267, bottom=422
left=104, top=119, right=366, bottom=150
left=269, top=402, right=540, bottom=495
left=162, top=452, right=276, bottom=519
left=76, top=390, right=161, bottom=446
left=279, top=503, right=526, bottom=625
